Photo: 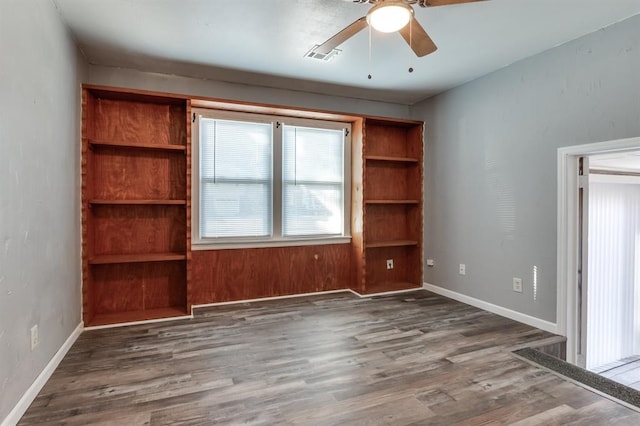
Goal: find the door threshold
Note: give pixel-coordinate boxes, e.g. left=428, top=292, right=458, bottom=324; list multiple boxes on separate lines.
left=514, top=347, right=640, bottom=411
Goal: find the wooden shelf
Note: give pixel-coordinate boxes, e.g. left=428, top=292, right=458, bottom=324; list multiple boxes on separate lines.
left=89, top=253, right=186, bottom=265
left=365, top=240, right=419, bottom=249
left=88, top=307, right=189, bottom=327
left=365, top=155, right=419, bottom=163
left=90, top=199, right=186, bottom=206
left=365, top=200, right=419, bottom=205
left=89, top=139, right=186, bottom=152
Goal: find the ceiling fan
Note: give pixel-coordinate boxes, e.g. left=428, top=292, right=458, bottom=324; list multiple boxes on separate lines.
left=315, top=0, right=486, bottom=58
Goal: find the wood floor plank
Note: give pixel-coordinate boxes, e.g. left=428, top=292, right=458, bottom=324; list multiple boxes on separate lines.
left=18, top=290, right=640, bottom=424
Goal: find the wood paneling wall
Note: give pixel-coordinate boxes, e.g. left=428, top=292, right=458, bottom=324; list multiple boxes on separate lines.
left=191, top=244, right=352, bottom=304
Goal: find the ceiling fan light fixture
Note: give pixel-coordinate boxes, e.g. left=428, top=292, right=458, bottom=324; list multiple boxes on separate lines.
left=366, top=1, right=412, bottom=33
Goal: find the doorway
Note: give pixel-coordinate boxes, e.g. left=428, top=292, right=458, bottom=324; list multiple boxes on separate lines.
left=582, top=152, right=640, bottom=388
left=557, top=137, right=640, bottom=380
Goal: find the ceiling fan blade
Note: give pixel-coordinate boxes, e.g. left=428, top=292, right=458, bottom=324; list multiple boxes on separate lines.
left=399, top=17, right=437, bottom=57
left=315, top=16, right=368, bottom=55
left=423, top=0, right=485, bottom=6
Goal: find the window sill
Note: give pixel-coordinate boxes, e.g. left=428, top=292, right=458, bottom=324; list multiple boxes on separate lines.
left=192, top=236, right=352, bottom=251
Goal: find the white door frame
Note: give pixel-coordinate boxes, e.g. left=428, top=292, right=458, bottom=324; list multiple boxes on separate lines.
left=557, top=136, right=640, bottom=365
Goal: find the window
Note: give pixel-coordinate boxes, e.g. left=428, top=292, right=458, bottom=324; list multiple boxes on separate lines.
left=199, top=118, right=273, bottom=239
left=283, top=125, right=344, bottom=236
left=193, top=109, right=351, bottom=249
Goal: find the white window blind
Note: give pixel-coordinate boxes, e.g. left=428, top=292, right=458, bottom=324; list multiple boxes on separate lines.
left=199, top=118, right=273, bottom=238
left=282, top=125, right=344, bottom=236
left=586, top=179, right=640, bottom=370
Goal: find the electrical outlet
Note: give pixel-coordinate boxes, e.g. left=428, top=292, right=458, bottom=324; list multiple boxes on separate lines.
left=459, top=264, right=466, bottom=275
left=386, top=259, right=394, bottom=270
left=30, top=325, right=38, bottom=351
left=513, top=277, right=523, bottom=293
left=426, top=259, right=435, bottom=267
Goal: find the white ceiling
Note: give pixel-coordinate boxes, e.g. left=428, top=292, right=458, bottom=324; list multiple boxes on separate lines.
left=54, top=0, right=640, bottom=105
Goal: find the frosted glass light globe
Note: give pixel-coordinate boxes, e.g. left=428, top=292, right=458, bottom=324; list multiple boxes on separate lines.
left=367, top=3, right=412, bottom=33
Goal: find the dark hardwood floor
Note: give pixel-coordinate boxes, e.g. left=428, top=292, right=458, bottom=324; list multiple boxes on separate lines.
left=20, top=291, right=640, bottom=425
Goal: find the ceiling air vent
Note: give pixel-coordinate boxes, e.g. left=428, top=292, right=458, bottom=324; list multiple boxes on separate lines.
left=305, top=45, right=341, bottom=62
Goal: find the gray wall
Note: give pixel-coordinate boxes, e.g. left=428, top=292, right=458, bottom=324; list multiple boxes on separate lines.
left=1, top=3, right=637, bottom=420
left=0, top=10, right=410, bottom=419
left=413, top=14, right=640, bottom=323
left=0, top=0, right=84, bottom=421
left=87, top=65, right=412, bottom=120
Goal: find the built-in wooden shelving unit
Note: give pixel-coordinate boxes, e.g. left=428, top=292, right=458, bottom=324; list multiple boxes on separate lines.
left=352, top=118, right=424, bottom=294
left=81, top=85, right=424, bottom=323
left=82, top=86, right=190, bottom=326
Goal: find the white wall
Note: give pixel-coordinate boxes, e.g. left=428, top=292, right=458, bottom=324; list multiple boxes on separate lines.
left=0, top=0, right=84, bottom=422
left=86, top=65, right=412, bottom=120
left=413, top=14, right=640, bottom=323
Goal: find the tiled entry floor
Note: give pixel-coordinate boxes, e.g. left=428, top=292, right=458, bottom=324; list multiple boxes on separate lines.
left=593, top=355, right=640, bottom=391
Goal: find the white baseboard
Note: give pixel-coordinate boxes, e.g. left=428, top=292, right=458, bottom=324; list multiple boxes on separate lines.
left=423, top=282, right=559, bottom=334
left=2, top=322, right=84, bottom=426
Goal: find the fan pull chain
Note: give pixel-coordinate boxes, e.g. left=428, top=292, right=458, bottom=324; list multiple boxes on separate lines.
left=368, top=24, right=372, bottom=79
left=408, top=18, right=414, bottom=74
